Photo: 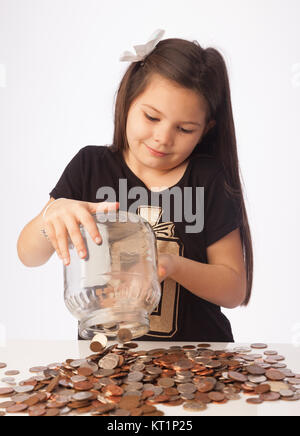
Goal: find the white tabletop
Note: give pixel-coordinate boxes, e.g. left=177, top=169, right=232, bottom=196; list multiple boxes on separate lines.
left=0, top=340, right=300, bottom=416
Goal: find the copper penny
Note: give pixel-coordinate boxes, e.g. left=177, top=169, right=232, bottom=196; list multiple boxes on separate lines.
left=4, top=370, right=20, bottom=376
left=260, top=391, right=281, bottom=401
left=228, top=371, right=248, bottom=382
left=0, top=400, right=15, bottom=408
left=73, top=381, right=94, bottom=391
left=254, top=384, right=270, bottom=394
left=6, top=403, right=28, bottom=413
left=208, top=392, right=225, bottom=402
left=265, top=369, right=285, bottom=381
left=0, top=387, right=15, bottom=396
left=251, top=343, right=268, bottom=349
left=246, top=397, right=263, bottom=404
left=246, top=365, right=266, bottom=375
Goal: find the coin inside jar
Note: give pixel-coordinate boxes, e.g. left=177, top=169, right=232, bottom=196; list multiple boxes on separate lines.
left=117, top=328, right=133, bottom=343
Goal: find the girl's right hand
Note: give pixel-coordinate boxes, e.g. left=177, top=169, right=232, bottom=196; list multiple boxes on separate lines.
left=42, top=198, right=120, bottom=265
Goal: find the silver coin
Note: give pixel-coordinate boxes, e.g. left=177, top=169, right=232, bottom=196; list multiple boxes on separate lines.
left=35, top=374, right=50, bottom=381
left=177, top=383, right=197, bottom=394
left=285, top=378, right=300, bottom=385
left=72, top=391, right=93, bottom=401
left=59, top=379, right=73, bottom=388
left=96, top=377, right=116, bottom=387
left=258, top=363, right=272, bottom=369
left=223, top=386, right=237, bottom=394
left=221, top=371, right=229, bottom=379
left=280, top=389, right=294, bottom=397
left=248, top=375, right=267, bottom=384
left=70, top=359, right=87, bottom=368
left=143, top=383, right=155, bottom=391
left=130, top=363, right=145, bottom=372
left=94, top=368, right=114, bottom=377
left=1, top=377, right=16, bottom=384
left=174, top=377, right=193, bottom=384
left=127, top=371, right=144, bottom=382
left=233, top=347, right=252, bottom=353
left=99, top=357, right=119, bottom=370
left=11, top=393, right=31, bottom=402
left=185, top=350, right=198, bottom=358
left=242, top=354, right=261, bottom=361
left=146, top=366, right=162, bottom=375
left=60, top=407, right=71, bottom=415
left=272, top=363, right=287, bottom=369
left=71, top=375, right=87, bottom=383
left=152, top=386, right=163, bottom=396
left=176, top=371, right=192, bottom=379
left=125, top=382, right=144, bottom=391
left=179, top=392, right=194, bottom=400
left=14, top=385, right=34, bottom=393
left=80, top=361, right=99, bottom=373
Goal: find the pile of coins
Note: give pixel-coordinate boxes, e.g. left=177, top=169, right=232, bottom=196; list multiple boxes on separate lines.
left=0, top=341, right=300, bottom=416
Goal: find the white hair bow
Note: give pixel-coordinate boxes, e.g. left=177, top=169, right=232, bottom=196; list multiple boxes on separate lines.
left=119, top=29, right=165, bottom=62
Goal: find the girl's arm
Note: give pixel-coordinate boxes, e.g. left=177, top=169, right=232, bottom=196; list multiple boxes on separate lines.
left=17, top=198, right=57, bottom=267
left=159, top=228, right=247, bottom=309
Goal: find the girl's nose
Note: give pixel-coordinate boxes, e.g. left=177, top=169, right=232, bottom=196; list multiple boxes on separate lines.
left=153, top=124, right=174, bottom=146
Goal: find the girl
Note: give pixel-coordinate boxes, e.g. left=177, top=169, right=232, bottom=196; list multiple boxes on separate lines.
left=17, top=31, right=253, bottom=342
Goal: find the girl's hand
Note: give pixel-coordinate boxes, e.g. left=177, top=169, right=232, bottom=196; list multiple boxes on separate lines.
left=42, top=198, right=120, bottom=265
left=157, top=253, right=177, bottom=283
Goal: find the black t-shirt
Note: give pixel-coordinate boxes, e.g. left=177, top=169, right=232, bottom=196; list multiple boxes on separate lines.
left=49, top=145, right=242, bottom=342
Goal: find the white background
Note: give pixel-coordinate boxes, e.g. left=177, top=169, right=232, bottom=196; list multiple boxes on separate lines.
left=0, top=0, right=299, bottom=344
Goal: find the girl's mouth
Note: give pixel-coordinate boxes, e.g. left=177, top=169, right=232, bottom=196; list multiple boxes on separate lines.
left=145, top=143, right=168, bottom=157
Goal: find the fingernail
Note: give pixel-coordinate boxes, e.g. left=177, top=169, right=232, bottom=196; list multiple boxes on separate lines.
left=95, top=237, right=102, bottom=244
left=63, top=258, right=69, bottom=266
left=79, top=251, right=85, bottom=258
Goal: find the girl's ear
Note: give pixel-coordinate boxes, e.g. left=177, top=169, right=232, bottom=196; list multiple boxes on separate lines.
left=204, top=119, right=216, bottom=135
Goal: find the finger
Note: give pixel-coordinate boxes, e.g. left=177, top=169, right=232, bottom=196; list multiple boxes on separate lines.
left=53, top=218, right=70, bottom=265
left=44, top=221, right=63, bottom=260
left=64, top=215, right=88, bottom=259
left=158, top=266, right=167, bottom=282
left=88, top=201, right=120, bottom=215
left=77, top=209, right=103, bottom=245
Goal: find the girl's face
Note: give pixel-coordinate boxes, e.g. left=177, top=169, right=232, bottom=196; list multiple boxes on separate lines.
left=124, top=73, right=215, bottom=176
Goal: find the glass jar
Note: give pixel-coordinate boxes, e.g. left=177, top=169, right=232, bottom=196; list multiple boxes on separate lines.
left=63, top=210, right=161, bottom=340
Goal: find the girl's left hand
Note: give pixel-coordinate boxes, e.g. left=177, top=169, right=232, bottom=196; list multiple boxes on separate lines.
left=157, top=253, right=177, bottom=283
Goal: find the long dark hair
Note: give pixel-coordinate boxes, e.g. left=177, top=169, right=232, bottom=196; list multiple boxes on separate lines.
left=112, top=38, right=253, bottom=306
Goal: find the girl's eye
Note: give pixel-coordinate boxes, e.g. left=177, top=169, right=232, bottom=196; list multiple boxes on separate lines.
left=144, top=113, right=194, bottom=134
